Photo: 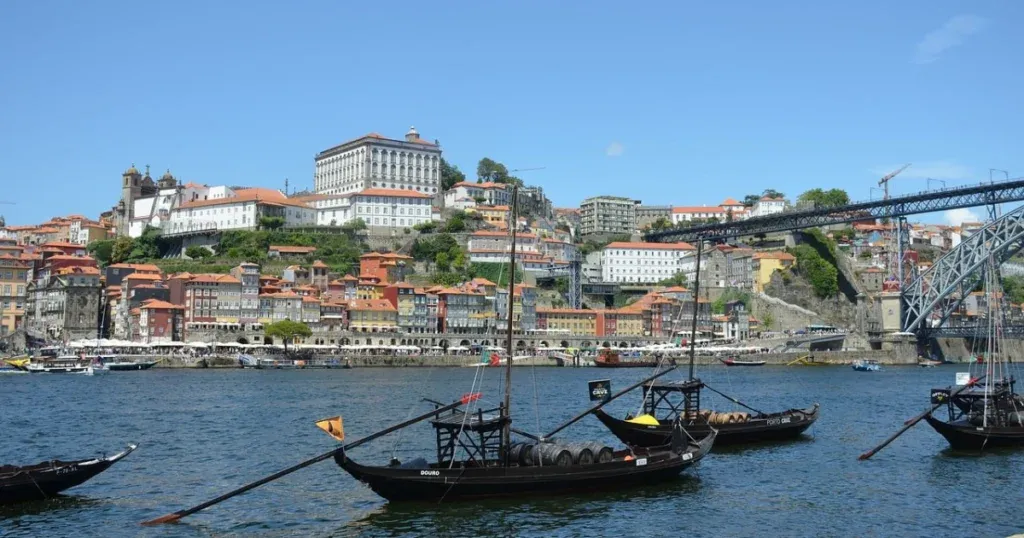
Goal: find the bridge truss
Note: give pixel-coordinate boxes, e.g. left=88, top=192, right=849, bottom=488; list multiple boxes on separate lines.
left=647, top=177, right=1024, bottom=243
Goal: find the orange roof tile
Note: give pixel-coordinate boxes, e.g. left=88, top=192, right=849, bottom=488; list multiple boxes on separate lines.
left=720, top=198, right=743, bottom=206
left=269, top=245, right=317, bottom=254
left=189, top=273, right=241, bottom=284
left=140, top=299, right=185, bottom=310
left=752, top=252, right=796, bottom=261
left=108, top=263, right=162, bottom=272
left=40, top=241, right=86, bottom=249
left=124, top=273, right=163, bottom=281
left=311, top=260, right=328, bottom=268
left=177, top=188, right=310, bottom=210
left=347, top=298, right=397, bottom=311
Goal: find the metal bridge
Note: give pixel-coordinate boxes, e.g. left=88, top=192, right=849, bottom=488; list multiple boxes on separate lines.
left=902, top=203, right=1024, bottom=334
left=646, top=177, right=1024, bottom=243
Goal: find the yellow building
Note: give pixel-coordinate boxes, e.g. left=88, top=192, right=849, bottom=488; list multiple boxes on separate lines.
left=468, top=205, right=510, bottom=228
left=347, top=299, right=398, bottom=332
left=607, top=311, right=644, bottom=337
left=0, top=255, right=30, bottom=336
left=752, top=251, right=796, bottom=292
left=536, top=308, right=597, bottom=336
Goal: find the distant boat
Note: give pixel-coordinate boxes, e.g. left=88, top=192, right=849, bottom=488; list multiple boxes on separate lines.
left=101, top=356, right=159, bottom=371
left=918, top=359, right=943, bottom=368
left=719, top=357, right=766, bottom=367
left=237, top=354, right=258, bottom=368
left=26, top=356, right=95, bottom=374
left=593, top=349, right=660, bottom=368
left=852, top=360, right=881, bottom=372
left=0, top=445, right=136, bottom=505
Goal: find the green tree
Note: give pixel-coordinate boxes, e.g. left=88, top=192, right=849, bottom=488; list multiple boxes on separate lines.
left=791, top=244, right=839, bottom=298
left=87, top=239, right=115, bottom=266
left=761, top=311, right=775, bottom=331
left=341, top=218, right=367, bottom=234
left=440, top=158, right=466, bottom=191
left=435, top=251, right=451, bottom=272
left=443, top=212, right=466, bottom=233
left=649, top=216, right=672, bottom=232
left=658, top=271, right=688, bottom=287
left=742, top=194, right=761, bottom=207
left=798, top=188, right=850, bottom=209
left=413, top=221, right=437, bottom=233
left=763, top=189, right=785, bottom=199
left=185, top=245, right=211, bottom=259
left=264, top=319, right=312, bottom=353
left=259, top=216, right=285, bottom=230
left=111, top=236, right=134, bottom=264
left=477, top=158, right=509, bottom=182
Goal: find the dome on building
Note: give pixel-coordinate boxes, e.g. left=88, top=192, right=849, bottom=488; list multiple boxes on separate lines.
left=160, top=169, right=175, bottom=182
left=124, top=163, right=140, bottom=176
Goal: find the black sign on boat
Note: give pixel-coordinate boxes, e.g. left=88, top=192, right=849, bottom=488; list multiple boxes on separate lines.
left=588, top=379, right=611, bottom=402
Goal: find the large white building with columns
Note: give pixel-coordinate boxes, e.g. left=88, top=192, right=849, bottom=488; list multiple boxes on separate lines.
left=314, top=127, right=442, bottom=197
left=601, top=241, right=698, bottom=284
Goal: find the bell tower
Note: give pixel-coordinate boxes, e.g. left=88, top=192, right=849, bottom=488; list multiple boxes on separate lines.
left=117, top=163, right=143, bottom=235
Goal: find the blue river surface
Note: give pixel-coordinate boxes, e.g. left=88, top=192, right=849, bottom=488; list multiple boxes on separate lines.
left=1, top=365, right=1022, bottom=538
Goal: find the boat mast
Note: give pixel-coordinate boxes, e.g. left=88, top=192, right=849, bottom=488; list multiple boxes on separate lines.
left=502, top=185, right=519, bottom=454
left=686, top=239, right=704, bottom=380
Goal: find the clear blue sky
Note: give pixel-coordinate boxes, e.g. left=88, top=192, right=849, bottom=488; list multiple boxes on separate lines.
left=2, top=1, right=1022, bottom=226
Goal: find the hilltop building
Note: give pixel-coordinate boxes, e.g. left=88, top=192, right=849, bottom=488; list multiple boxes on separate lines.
left=314, top=127, right=442, bottom=197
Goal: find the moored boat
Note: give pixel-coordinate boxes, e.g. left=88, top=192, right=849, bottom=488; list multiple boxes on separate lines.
left=0, top=445, right=137, bottom=505
left=103, top=359, right=159, bottom=371
left=1, top=358, right=30, bottom=374
left=918, top=359, right=942, bottom=368
left=719, top=357, right=766, bottom=367
left=595, top=378, right=818, bottom=447
left=26, top=356, right=94, bottom=374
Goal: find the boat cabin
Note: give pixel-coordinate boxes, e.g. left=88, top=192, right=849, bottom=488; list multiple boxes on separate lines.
left=932, top=377, right=1023, bottom=427
left=635, top=379, right=705, bottom=422
left=430, top=404, right=509, bottom=468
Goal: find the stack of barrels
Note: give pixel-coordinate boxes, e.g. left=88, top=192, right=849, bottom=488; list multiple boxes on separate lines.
left=696, top=409, right=750, bottom=425
left=507, top=441, right=615, bottom=467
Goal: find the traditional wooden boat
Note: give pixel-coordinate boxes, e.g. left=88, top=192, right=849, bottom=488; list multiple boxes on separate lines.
left=333, top=186, right=715, bottom=503
left=719, top=357, right=766, bottom=367
left=924, top=377, right=1024, bottom=449
left=595, top=379, right=818, bottom=447
left=598, top=239, right=819, bottom=448
left=0, top=445, right=136, bottom=505
left=593, top=349, right=659, bottom=368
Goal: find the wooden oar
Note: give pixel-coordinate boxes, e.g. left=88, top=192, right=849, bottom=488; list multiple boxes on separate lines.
left=701, top=382, right=768, bottom=416
left=141, top=393, right=481, bottom=525
left=858, top=376, right=984, bottom=461
left=542, top=366, right=678, bottom=440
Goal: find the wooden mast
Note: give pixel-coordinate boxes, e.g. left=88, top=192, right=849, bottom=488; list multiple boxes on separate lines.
left=686, top=239, right=704, bottom=380
left=502, top=185, right=519, bottom=457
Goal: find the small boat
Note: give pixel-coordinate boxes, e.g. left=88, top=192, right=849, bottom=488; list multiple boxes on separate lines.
left=719, top=357, right=766, bottom=367
left=237, top=354, right=258, bottom=368
left=593, top=349, right=660, bottom=368
left=0, top=445, right=137, bottom=505
left=103, top=358, right=159, bottom=371
left=595, top=379, right=819, bottom=447
left=852, top=360, right=881, bottom=372
left=918, top=359, right=943, bottom=368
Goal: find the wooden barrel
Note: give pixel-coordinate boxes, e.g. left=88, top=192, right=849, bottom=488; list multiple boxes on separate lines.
left=537, top=444, right=573, bottom=467
left=507, top=442, right=530, bottom=465
left=564, top=442, right=595, bottom=465
left=583, top=442, right=614, bottom=463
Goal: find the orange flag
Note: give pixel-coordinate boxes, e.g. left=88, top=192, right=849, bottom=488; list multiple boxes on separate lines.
left=315, top=416, right=345, bottom=442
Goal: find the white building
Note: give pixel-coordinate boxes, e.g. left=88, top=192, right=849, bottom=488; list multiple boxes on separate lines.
left=580, top=196, right=638, bottom=236
left=671, top=198, right=750, bottom=225
left=443, top=181, right=511, bottom=208
left=601, top=241, right=698, bottom=284
left=314, top=127, right=442, bottom=197
left=296, top=188, right=438, bottom=229
left=751, top=196, right=787, bottom=218
left=165, top=188, right=316, bottom=235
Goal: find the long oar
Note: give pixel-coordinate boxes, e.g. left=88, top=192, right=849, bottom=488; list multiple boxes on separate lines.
left=701, top=382, right=767, bottom=416
left=141, top=393, right=481, bottom=525
left=543, top=366, right=678, bottom=440
left=858, top=376, right=984, bottom=461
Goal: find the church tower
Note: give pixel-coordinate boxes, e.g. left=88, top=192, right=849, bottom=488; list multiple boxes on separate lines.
left=158, top=169, right=177, bottom=190
left=116, top=163, right=143, bottom=236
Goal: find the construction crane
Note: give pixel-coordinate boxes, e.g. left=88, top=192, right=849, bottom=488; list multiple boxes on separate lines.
left=878, top=163, right=911, bottom=201
left=508, top=167, right=546, bottom=174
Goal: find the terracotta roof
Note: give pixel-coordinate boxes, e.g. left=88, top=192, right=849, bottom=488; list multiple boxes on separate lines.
left=189, top=273, right=241, bottom=284
left=661, top=286, right=689, bottom=292
left=347, top=299, right=397, bottom=311
left=720, top=198, right=743, bottom=206
left=302, top=296, right=320, bottom=303
left=476, top=205, right=510, bottom=211
left=177, top=188, right=310, bottom=210
left=354, top=188, right=433, bottom=199
left=311, top=260, right=329, bottom=268
left=388, top=282, right=417, bottom=289
left=57, top=266, right=100, bottom=275
left=470, top=277, right=496, bottom=286
left=260, top=291, right=300, bottom=298
left=759, top=196, right=785, bottom=202
left=342, top=274, right=358, bottom=281
left=536, top=308, right=597, bottom=315
left=40, top=241, right=86, bottom=249
left=360, top=252, right=412, bottom=260
left=108, top=263, right=161, bottom=272
left=269, top=245, right=317, bottom=254
left=604, top=241, right=695, bottom=251
left=46, top=254, right=97, bottom=262
left=753, top=252, right=796, bottom=261
left=140, top=299, right=185, bottom=310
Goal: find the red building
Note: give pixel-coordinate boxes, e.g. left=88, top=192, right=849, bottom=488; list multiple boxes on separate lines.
left=138, top=299, right=185, bottom=343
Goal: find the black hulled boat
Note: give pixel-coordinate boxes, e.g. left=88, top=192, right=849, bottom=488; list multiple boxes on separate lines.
left=926, top=377, right=1024, bottom=449
left=595, top=379, right=818, bottom=447
left=335, top=403, right=714, bottom=502
left=333, top=186, right=714, bottom=503
left=0, top=444, right=136, bottom=505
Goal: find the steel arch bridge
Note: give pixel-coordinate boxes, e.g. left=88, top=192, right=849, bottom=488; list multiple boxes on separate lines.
left=902, top=204, right=1024, bottom=333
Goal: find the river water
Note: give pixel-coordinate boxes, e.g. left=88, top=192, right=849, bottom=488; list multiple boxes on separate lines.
left=1, top=365, right=1022, bottom=537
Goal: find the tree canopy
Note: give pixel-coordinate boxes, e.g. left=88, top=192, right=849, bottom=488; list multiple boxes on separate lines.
left=476, top=157, right=524, bottom=186
left=797, top=188, right=849, bottom=209
left=440, top=158, right=466, bottom=191
left=264, top=319, right=312, bottom=352
left=743, top=189, right=786, bottom=207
